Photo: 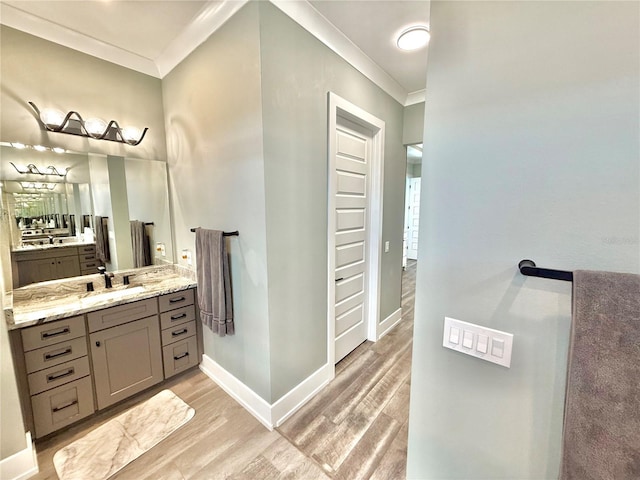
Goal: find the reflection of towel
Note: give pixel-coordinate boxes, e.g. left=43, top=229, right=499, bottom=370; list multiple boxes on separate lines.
left=130, top=220, right=151, bottom=268
left=195, top=228, right=234, bottom=336
left=95, top=216, right=110, bottom=263
left=560, top=270, right=640, bottom=480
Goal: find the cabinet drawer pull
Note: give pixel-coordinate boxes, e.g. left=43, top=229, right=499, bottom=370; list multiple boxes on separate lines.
left=174, top=352, right=189, bottom=360
left=83, top=255, right=94, bottom=260
left=52, top=400, right=78, bottom=413
left=44, top=348, right=72, bottom=360
left=41, top=327, right=70, bottom=339
left=169, top=296, right=186, bottom=304
left=170, top=313, right=187, bottom=321
left=171, top=328, right=188, bottom=337
left=47, top=368, right=75, bottom=382
left=85, top=263, right=96, bottom=268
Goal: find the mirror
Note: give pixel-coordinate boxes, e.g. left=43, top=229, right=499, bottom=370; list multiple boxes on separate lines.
left=0, top=143, right=174, bottom=288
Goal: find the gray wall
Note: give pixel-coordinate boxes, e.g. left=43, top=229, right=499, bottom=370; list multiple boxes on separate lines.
left=407, top=2, right=639, bottom=479
left=259, top=2, right=406, bottom=401
left=162, top=2, right=273, bottom=400
left=403, top=102, right=425, bottom=145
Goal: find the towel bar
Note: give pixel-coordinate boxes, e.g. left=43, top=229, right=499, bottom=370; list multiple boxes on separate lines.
left=190, top=228, right=239, bottom=236
left=518, top=259, right=573, bottom=282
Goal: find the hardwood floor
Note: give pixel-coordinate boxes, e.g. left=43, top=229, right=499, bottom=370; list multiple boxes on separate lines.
left=28, top=261, right=416, bottom=480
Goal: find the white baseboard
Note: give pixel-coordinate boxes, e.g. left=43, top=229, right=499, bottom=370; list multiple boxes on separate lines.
left=377, top=307, right=402, bottom=340
left=199, top=355, right=332, bottom=430
left=0, top=432, right=38, bottom=480
left=199, top=354, right=273, bottom=430
left=271, top=362, right=332, bottom=427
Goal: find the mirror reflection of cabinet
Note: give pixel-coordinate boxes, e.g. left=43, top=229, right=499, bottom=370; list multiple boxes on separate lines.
left=11, top=246, right=85, bottom=287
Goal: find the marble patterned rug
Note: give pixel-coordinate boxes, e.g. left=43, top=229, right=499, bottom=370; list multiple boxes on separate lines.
left=53, top=389, right=195, bottom=480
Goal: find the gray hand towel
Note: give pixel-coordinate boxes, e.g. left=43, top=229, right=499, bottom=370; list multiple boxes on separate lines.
left=195, top=228, right=234, bottom=336
left=130, top=220, right=151, bottom=268
left=95, top=216, right=110, bottom=263
left=560, top=270, right=640, bottom=480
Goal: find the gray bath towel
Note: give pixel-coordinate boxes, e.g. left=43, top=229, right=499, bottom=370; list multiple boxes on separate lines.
left=95, top=216, right=110, bottom=263
left=560, top=270, right=640, bottom=480
left=130, top=220, right=151, bottom=268
left=195, top=228, right=234, bottom=336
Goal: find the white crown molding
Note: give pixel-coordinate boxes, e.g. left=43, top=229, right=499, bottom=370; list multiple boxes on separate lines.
left=270, top=0, right=408, bottom=106
left=405, top=89, right=426, bottom=106
left=0, top=3, right=160, bottom=77
left=155, top=0, right=249, bottom=78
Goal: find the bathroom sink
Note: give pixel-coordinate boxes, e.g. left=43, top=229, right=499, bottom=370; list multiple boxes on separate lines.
left=80, top=286, right=146, bottom=305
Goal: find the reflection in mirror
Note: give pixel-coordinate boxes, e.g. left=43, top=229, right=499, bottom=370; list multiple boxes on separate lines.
left=0, top=143, right=174, bottom=288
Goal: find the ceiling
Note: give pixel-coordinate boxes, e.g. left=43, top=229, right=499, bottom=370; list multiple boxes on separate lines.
left=0, top=0, right=430, bottom=106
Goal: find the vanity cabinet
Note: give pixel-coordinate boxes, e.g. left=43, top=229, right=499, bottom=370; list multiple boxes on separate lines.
left=20, top=316, right=95, bottom=438
left=12, top=245, right=90, bottom=287
left=78, top=244, right=101, bottom=275
left=88, top=299, right=163, bottom=410
left=12, top=287, right=199, bottom=438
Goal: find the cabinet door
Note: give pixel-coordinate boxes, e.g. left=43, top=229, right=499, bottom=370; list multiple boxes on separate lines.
left=90, top=316, right=163, bottom=410
left=19, top=258, right=57, bottom=285
left=55, top=255, right=81, bottom=279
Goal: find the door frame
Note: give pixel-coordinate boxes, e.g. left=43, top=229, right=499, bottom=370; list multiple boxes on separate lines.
left=327, top=92, right=385, bottom=369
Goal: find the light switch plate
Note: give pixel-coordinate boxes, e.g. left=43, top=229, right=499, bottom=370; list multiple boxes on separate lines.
left=443, top=317, right=514, bottom=368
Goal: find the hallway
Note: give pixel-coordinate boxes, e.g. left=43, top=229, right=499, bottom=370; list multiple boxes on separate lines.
left=28, top=262, right=416, bottom=479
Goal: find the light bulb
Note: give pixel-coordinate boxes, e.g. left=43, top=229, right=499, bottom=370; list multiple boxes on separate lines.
left=85, top=118, right=107, bottom=136
left=397, top=26, right=430, bottom=51
left=33, top=145, right=47, bottom=152
left=52, top=147, right=66, bottom=154
left=122, top=126, right=141, bottom=143
left=11, top=142, right=27, bottom=149
left=40, top=108, right=66, bottom=128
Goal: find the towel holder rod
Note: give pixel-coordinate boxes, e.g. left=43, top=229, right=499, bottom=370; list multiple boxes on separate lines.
left=518, top=259, right=573, bottom=282
left=190, top=228, right=239, bottom=237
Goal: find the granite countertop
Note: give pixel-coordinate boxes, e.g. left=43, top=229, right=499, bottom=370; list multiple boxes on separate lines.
left=5, top=264, right=197, bottom=330
left=12, top=241, right=96, bottom=252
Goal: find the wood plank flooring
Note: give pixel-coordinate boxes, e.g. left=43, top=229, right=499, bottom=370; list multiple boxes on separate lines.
left=28, top=261, right=416, bottom=480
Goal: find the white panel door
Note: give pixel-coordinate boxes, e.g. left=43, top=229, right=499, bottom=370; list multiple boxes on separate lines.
left=334, top=117, right=371, bottom=363
left=406, top=177, right=421, bottom=260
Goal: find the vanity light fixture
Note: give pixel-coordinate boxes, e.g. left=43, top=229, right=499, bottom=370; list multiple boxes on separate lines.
left=396, top=26, right=430, bottom=51
left=20, top=181, right=57, bottom=191
left=29, top=101, right=148, bottom=146
left=10, top=162, right=68, bottom=177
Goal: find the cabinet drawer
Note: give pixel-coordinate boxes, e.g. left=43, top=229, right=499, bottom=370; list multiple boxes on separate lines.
left=159, top=289, right=194, bottom=313
left=80, top=260, right=100, bottom=271
left=31, top=376, right=94, bottom=438
left=28, top=357, right=91, bottom=395
left=160, top=305, right=196, bottom=330
left=163, top=336, right=198, bottom=379
left=87, top=298, right=158, bottom=333
left=21, top=316, right=86, bottom=352
left=25, top=336, right=88, bottom=374
left=78, top=245, right=96, bottom=255
left=161, top=320, right=196, bottom=345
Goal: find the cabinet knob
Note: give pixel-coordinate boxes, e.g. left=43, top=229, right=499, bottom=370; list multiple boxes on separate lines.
left=95, top=341, right=101, bottom=347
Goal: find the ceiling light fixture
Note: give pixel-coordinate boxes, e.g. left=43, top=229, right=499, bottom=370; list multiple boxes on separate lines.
left=29, top=101, right=148, bottom=146
left=396, top=26, right=430, bottom=51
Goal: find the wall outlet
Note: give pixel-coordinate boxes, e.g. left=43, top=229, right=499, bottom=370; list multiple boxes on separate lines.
left=156, top=242, right=166, bottom=257
left=384, top=241, right=390, bottom=253
left=443, top=317, right=514, bottom=368
left=181, top=249, right=192, bottom=265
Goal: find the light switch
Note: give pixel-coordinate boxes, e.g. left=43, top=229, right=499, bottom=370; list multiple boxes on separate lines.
left=384, top=241, right=390, bottom=253
left=492, top=338, right=505, bottom=358
left=442, top=317, right=514, bottom=368
left=462, top=330, right=473, bottom=349
left=449, top=326, right=460, bottom=345
left=477, top=334, right=488, bottom=354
